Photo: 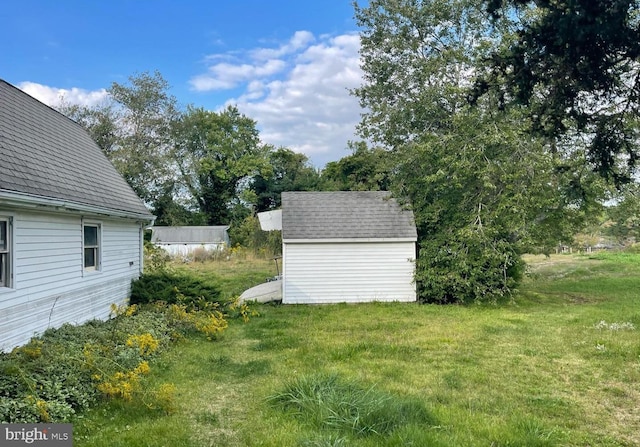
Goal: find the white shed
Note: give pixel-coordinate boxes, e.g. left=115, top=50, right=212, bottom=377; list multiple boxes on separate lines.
left=151, top=226, right=230, bottom=257
left=281, top=191, right=417, bottom=304
left=0, top=79, right=154, bottom=352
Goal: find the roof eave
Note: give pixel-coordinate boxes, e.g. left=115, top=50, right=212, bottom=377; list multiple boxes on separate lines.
left=283, top=237, right=417, bottom=243
left=0, top=190, right=155, bottom=223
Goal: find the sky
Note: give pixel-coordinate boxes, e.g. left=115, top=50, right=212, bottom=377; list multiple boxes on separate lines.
left=0, top=0, right=367, bottom=167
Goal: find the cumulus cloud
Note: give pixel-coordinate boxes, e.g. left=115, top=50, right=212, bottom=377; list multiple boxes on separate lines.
left=190, top=59, right=286, bottom=91
left=192, top=31, right=364, bottom=166
left=18, top=82, right=108, bottom=108
left=250, top=30, right=315, bottom=60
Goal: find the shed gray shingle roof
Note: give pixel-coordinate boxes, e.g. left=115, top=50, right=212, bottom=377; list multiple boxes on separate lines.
left=281, top=191, right=417, bottom=240
left=0, top=79, right=152, bottom=218
left=151, top=226, right=230, bottom=244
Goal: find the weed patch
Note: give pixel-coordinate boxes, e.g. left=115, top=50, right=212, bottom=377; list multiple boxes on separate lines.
left=0, top=298, right=256, bottom=424
left=270, top=373, right=435, bottom=439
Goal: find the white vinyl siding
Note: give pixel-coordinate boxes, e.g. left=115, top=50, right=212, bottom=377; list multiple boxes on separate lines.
left=0, top=210, right=144, bottom=351
left=283, top=241, right=416, bottom=304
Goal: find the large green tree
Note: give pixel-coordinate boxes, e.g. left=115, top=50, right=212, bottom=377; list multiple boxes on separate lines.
left=172, top=106, right=271, bottom=225
left=60, top=71, right=180, bottom=208
left=354, top=0, right=600, bottom=303
left=251, top=147, right=321, bottom=212
left=354, top=0, right=494, bottom=146
left=108, top=71, right=179, bottom=204
left=321, top=142, right=392, bottom=191
left=473, top=0, right=640, bottom=183
left=59, top=100, right=121, bottom=159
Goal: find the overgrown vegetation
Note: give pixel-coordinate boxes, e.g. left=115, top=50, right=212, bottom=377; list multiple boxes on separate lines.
left=66, top=251, right=640, bottom=446
left=0, top=304, right=175, bottom=423
left=130, top=271, right=223, bottom=308
left=0, top=249, right=262, bottom=426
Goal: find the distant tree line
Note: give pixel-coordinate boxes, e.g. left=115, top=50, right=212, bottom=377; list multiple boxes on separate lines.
left=60, top=71, right=389, bottom=228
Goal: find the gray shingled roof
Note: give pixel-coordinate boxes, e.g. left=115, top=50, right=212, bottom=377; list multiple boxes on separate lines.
left=281, top=191, right=417, bottom=240
left=151, top=226, right=230, bottom=244
left=0, top=79, right=152, bottom=218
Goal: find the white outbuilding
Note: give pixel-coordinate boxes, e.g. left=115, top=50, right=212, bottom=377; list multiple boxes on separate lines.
left=281, top=191, right=417, bottom=304
left=151, top=226, right=230, bottom=257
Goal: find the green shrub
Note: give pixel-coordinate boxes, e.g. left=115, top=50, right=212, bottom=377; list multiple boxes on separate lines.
left=130, top=271, right=223, bottom=308
left=416, top=227, right=526, bottom=304
left=229, top=215, right=282, bottom=257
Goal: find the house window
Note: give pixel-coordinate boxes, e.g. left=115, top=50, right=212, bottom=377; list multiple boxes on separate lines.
left=83, top=223, right=101, bottom=271
left=0, top=217, right=11, bottom=288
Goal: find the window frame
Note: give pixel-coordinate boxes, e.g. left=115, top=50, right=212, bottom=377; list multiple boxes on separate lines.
left=0, top=216, right=13, bottom=289
left=82, top=220, right=102, bottom=273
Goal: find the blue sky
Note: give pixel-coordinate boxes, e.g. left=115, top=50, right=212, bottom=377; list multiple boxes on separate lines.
left=1, top=1, right=366, bottom=167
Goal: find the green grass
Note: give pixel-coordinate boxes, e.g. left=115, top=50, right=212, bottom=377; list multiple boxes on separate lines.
left=73, top=252, right=640, bottom=446
left=173, top=254, right=277, bottom=300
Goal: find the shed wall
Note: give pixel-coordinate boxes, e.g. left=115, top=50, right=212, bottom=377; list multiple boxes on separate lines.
left=157, top=243, right=227, bottom=257
left=282, top=241, right=416, bottom=304
left=0, top=209, right=143, bottom=351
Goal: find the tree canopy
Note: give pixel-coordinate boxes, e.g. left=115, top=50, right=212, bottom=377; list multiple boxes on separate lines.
left=354, top=0, right=602, bottom=302
left=473, top=0, right=640, bottom=183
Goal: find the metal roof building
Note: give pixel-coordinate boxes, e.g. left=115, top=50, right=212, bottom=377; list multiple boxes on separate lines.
left=151, top=226, right=230, bottom=256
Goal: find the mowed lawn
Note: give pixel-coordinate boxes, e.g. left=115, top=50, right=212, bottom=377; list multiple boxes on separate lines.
left=75, top=252, right=640, bottom=446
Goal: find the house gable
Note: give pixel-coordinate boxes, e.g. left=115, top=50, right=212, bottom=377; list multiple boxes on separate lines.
left=0, top=79, right=151, bottom=219
left=0, top=80, right=152, bottom=351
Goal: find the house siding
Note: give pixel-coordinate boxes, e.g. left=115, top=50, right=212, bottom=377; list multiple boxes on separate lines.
left=0, top=209, right=143, bottom=351
left=282, top=241, right=416, bottom=304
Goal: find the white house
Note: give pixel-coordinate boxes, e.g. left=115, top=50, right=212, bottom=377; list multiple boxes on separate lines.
left=151, top=226, right=230, bottom=257
left=281, top=191, right=417, bottom=304
left=0, top=79, right=154, bottom=352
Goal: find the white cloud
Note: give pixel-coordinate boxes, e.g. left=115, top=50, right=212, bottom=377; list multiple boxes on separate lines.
left=250, top=30, right=315, bottom=60
left=17, top=82, right=108, bottom=108
left=190, top=59, right=286, bottom=92
left=193, top=31, right=364, bottom=167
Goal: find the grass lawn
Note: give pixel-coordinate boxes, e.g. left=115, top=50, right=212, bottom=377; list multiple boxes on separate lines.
left=74, top=252, right=640, bottom=446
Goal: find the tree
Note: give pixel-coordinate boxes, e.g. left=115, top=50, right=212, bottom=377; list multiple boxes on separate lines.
left=172, top=106, right=271, bottom=225
left=252, top=147, right=321, bottom=212
left=59, top=71, right=179, bottom=205
left=354, top=0, right=495, bottom=147
left=150, top=181, right=207, bottom=226
left=354, top=0, right=600, bottom=303
left=58, top=100, right=120, bottom=158
left=397, top=109, right=598, bottom=302
left=108, top=71, right=179, bottom=205
left=321, top=142, right=392, bottom=191
left=603, top=184, right=640, bottom=245
left=473, top=0, right=640, bottom=183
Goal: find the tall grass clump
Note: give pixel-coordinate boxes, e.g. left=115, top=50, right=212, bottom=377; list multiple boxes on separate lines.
left=269, top=373, right=434, bottom=438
